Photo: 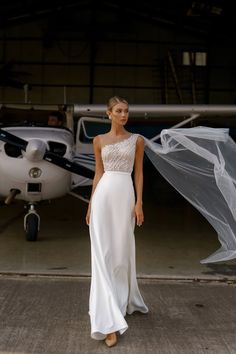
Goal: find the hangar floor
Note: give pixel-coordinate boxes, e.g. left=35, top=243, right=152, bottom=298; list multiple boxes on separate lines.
left=0, top=183, right=236, bottom=280
left=0, top=276, right=236, bottom=354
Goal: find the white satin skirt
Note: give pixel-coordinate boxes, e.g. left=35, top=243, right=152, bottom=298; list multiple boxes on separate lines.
left=89, top=171, right=148, bottom=340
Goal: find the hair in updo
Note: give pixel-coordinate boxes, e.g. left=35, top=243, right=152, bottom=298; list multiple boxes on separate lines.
left=107, top=96, right=129, bottom=112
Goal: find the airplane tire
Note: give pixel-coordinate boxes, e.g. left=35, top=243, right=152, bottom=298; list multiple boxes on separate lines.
left=25, top=213, right=38, bottom=241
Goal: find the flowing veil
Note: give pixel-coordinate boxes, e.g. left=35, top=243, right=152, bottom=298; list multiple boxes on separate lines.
left=144, top=126, right=236, bottom=264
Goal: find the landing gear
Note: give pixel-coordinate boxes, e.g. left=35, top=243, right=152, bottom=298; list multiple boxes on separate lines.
left=24, top=204, right=40, bottom=241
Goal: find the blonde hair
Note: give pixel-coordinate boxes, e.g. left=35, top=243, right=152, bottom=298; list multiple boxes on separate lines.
left=107, top=96, right=129, bottom=112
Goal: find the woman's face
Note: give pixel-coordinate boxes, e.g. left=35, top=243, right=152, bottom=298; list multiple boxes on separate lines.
left=108, top=102, right=129, bottom=126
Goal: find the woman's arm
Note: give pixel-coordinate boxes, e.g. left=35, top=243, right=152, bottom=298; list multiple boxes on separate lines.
left=86, top=135, right=104, bottom=225
left=134, top=136, right=145, bottom=226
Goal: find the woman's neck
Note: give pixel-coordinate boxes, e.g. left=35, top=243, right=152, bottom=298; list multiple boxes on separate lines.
left=109, top=124, right=127, bottom=136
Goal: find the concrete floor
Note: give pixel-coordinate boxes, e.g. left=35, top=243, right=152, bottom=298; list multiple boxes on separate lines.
left=0, top=276, right=235, bottom=354
left=0, top=192, right=236, bottom=280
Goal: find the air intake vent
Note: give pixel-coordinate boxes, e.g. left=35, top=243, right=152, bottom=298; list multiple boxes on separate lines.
left=27, top=183, right=41, bottom=193
left=48, top=141, right=67, bottom=156
left=4, top=143, right=22, bottom=158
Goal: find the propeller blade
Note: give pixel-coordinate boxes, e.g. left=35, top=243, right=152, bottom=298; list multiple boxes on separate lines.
left=0, top=128, right=28, bottom=150
left=44, top=151, right=95, bottom=179
left=0, top=128, right=94, bottom=179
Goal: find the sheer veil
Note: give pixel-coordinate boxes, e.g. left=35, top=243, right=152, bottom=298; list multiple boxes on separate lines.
left=144, top=126, right=236, bottom=264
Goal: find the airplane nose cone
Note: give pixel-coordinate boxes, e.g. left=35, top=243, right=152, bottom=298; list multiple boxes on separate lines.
left=24, top=139, right=47, bottom=162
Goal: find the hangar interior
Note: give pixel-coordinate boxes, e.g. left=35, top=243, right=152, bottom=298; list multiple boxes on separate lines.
left=1, top=0, right=236, bottom=280
left=1, top=0, right=236, bottom=105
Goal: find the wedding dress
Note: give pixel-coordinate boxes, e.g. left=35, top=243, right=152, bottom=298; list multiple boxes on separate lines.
left=89, top=133, right=148, bottom=340
left=88, top=126, right=236, bottom=339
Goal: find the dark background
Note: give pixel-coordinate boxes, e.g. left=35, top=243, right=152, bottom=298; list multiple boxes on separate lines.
left=0, top=0, right=235, bottom=105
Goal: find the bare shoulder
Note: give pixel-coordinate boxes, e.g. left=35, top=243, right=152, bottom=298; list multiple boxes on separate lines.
left=93, top=135, right=103, bottom=149
left=94, top=133, right=110, bottom=146
left=136, top=135, right=145, bottom=147
left=135, top=135, right=145, bottom=158
left=93, top=133, right=106, bottom=143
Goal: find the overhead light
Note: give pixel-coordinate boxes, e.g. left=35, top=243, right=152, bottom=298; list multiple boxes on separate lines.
left=187, top=1, right=223, bottom=16
left=211, top=6, right=222, bottom=15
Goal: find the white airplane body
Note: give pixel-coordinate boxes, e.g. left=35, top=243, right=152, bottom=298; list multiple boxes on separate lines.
left=0, top=127, right=73, bottom=202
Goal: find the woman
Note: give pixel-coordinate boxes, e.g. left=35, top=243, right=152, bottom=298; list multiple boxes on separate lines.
left=86, top=96, right=148, bottom=347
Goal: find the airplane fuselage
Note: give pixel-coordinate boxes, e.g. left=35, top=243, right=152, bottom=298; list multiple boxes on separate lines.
left=0, top=126, right=74, bottom=202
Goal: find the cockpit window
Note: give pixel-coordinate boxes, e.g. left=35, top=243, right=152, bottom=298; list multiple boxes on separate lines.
left=48, top=141, right=67, bottom=156
left=79, top=120, right=110, bottom=143
left=4, top=143, right=23, bottom=158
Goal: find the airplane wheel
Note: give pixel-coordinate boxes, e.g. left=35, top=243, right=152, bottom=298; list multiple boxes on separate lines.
left=25, top=213, right=38, bottom=241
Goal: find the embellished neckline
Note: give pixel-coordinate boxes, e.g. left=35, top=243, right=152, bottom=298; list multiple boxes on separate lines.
left=101, top=133, right=134, bottom=150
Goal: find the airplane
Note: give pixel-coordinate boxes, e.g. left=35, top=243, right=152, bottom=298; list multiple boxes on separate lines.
left=1, top=103, right=236, bottom=242
left=0, top=106, right=99, bottom=241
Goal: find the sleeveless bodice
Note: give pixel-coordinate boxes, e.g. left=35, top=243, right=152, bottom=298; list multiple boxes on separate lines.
left=101, top=134, right=139, bottom=173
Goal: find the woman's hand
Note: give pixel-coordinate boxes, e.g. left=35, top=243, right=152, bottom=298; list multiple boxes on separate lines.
left=86, top=203, right=91, bottom=225
left=134, top=202, right=144, bottom=227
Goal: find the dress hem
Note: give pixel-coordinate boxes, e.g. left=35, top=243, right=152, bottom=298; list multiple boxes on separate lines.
left=91, top=324, right=128, bottom=340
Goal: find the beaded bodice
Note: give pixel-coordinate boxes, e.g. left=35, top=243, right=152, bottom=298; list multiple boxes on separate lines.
left=101, top=134, right=139, bottom=173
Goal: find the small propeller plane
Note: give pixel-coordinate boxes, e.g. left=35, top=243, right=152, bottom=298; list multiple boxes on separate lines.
left=1, top=103, right=236, bottom=241
left=0, top=107, right=105, bottom=241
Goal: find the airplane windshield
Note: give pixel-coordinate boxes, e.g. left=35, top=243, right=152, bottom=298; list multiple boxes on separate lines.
left=78, top=119, right=110, bottom=143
